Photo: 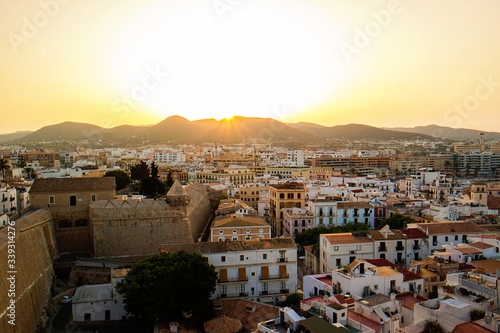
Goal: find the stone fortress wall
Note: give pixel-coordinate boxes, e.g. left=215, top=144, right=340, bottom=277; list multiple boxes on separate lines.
left=0, top=209, right=57, bottom=333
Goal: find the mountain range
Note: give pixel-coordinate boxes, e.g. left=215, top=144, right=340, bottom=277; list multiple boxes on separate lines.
left=1, top=116, right=498, bottom=144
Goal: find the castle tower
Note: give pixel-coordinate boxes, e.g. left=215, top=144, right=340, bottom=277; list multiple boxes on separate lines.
left=166, top=180, right=189, bottom=205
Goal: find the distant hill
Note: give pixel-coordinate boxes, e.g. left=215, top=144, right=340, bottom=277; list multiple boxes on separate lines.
left=289, top=123, right=434, bottom=140
left=20, top=122, right=105, bottom=142
left=0, top=130, right=32, bottom=143
left=388, top=125, right=500, bottom=141
left=17, top=117, right=498, bottom=145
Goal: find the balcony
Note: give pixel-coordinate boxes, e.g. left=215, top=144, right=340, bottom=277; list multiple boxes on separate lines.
left=260, top=290, right=289, bottom=296
left=378, top=247, right=387, bottom=252
left=277, top=258, right=288, bottom=263
left=260, top=274, right=289, bottom=281
left=413, top=245, right=421, bottom=250
left=1, top=198, right=6, bottom=202
left=396, top=245, right=404, bottom=251
left=9, top=197, right=15, bottom=202
left=218, top=277, right=248, bottom=284
left=220, top=292, right=249, bottom=298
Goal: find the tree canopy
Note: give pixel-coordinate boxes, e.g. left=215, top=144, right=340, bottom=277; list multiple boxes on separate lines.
left=104, top=170, right=131, bottom=190
left=294, top=223, right=369, bottom=248
left=130, top=161, right=150, bottom=181
left=378, top=213, right=414, bottom=230
left=116, top=251, right=218, bottom=323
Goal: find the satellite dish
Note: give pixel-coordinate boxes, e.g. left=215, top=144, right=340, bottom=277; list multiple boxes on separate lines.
left=324, top=295, right=329, bottom=302
left=355, top=307, right=363, bottom=314
left=485, top=315, right=492, bottom=324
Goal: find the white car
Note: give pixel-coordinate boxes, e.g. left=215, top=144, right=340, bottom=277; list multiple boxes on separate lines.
left=61, top=296, right=73, bottom=304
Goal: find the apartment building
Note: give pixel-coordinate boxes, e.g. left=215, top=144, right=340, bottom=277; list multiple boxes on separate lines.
left=269, top=182, right=306, bottom=236
left=305, top=259, right=423, bottom=300
left=196, top=167, right=255, bottom=185
left=0, top=185, right=17, bottom=217
left=282, top=207, right=314, bottom=237
left=308, top=196, right=340, bottom=228
left=336, top=202, right=375, bottom=228
left=159, top=238, right=298, bottom=304
left=408, top=221, right=487, bottom=253
left=19, top=151, right=61, bottom=169
left=210, top=214, right=271, bottom=242
left=236, top=184, right=268, bottom=209
left=319, top=233, right=374, bottom=273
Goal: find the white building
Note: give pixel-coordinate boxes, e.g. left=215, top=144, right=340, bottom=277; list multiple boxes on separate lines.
left=160, top=238, right=298, bottom=304
left=319, top=233, right=374, bottom=273
left=0, top=185, right=17, bottom=217
left=408, top=221, right=488, bottom=253
left=304, top=259, right=424, bottom=300
left=72, top=269, right=131, bottom=322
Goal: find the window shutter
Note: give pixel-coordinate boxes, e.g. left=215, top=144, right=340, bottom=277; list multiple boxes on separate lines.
left=279, top=265, right=287, bottom=278
left=238, top=267, right=246, bottom=281
left=219, top=269, right=228, bottom=282
left=261, top=266, right=269, bottom=279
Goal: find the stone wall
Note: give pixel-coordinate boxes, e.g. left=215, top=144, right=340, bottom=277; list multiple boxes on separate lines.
left=50, top=206, right=93, bottom=257
left=69, top=265, right=111, bottom=287
left=90, top=200, right=194, bottom=257
left=186, top=183, right=213, bottom=242
left=0, top=209, right=57, bottom=333
left=89, top=183, right=212, bottom=258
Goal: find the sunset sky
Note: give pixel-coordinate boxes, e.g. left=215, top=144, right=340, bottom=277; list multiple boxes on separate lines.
left=1, top=0, right=500, bottom=134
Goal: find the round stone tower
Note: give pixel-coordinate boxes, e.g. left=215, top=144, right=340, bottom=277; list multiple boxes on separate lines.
left=166, top=180, right=189, bottom=205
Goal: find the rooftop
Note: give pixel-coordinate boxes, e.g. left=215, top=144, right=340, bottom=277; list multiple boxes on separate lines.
left=73, top=283, right=113, bottom=303
left=337, top=202, right=372, bottom=209
left=213, top=299, right=279, bottom=332
left=300, top=316, right=351, bottom=333
left=212, top=214, right=269, bottom=228
left=324, top=233, right=372, bottom=244
left=415, top=221, right=484, bottom=234
left=30, top=177, right=115, bottom=193
left=360, top=293, right=392, bottom=307
left=396, top=292, right=428, bottom=310
left=159, top=238, right=296, bottom=254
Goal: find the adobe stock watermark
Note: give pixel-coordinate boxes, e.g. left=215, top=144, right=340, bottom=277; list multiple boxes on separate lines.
left=82, top=65, right=169, bottom=143
left=7, top=0, right=71, bottom=54
left=258, top=106, right=291, bottom=142
left=435, top=75, right=499, bottom=139
left=212, top=0, right=243, bottom=21
left=340, top=0, right=402, bottom=64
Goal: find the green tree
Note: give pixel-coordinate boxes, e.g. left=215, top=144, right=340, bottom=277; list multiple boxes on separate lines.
left=285, top=293, right=302, bottom=307
left=104, top=170, right=131, bottom=190
left=139, top=162, right=165, bottom=197
left=378, top=213, right=414, bottom=229
left=23, top=167, right=36, bottom=180
left=470, top=308, right=485, bottom=321
left=424, top=321, right=443, bottom=333
left=0, top=158, right=11, bottom=181
left=116, top=251, right=217, bottom=323
left=130, top=161, right=150, bottom=181
left=166, top=169, right=174, bottom=189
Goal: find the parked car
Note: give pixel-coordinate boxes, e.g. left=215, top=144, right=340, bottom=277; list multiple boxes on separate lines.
left=61, top=296, right=73, bottom=304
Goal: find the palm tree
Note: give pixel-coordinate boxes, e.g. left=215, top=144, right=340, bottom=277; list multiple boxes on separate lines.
left=0, top=158, right=11, bottom=181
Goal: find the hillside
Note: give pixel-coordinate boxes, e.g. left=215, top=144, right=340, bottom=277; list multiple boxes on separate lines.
left=389, top=125, right=500, bottom=141
left=289, top=123, right=434, bottom=140
left=0, top=130, right=32, bottom=143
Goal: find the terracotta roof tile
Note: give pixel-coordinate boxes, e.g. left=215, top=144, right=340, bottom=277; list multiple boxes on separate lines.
left=452, top=322, right=495, bottom=333
left=416, top=221, right=483, bottom=234
left=30, top=177, right=115, bottom=193
left=324, top=233, right=372, bottom=244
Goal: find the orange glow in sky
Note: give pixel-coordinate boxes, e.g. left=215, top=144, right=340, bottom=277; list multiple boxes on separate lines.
left=1, top=0, right=500, bottom=134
